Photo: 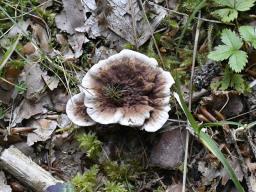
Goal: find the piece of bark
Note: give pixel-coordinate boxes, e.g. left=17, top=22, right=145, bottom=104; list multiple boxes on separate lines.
left=0, top=146, right=63, bottom=192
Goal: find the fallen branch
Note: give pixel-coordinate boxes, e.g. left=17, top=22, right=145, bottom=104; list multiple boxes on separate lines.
left=0, top=146, right=63, bottom=192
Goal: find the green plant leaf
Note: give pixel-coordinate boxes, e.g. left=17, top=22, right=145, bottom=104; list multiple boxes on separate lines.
left=213, top=0, right=235, bottom=7
left=239, top=26, right=256, bottom=48
left=213, top=8, right=238, bottom=22
left=208, top=45, right=233, bottom=61
left=230, top=74, right=247, bottom=93
left=0, top=35, right=21, bottom=72
left=221, top=29, right=243, bottom=49
left=235, top=0, right=256, bottom=11
left=218, top=67, right=250, bottom=93
left=228, top=50, right=247, bottom=72
left=173, top=79, right=200, bottom=134
left=220, top=67, right=232, bottom=90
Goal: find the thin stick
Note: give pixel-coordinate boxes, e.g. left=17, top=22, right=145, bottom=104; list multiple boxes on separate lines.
left=182, top=12, right=202, bottom=192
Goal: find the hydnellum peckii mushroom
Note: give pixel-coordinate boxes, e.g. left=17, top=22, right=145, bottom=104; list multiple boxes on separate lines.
left=66, top=49, right=174, bottom=132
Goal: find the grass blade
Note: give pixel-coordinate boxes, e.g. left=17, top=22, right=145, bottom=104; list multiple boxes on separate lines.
left=0, top=34, right=21, bottom=71
left=200, top=121, right=243, bottom=129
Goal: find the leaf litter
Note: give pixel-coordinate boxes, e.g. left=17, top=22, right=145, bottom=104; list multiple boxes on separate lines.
left=1, top=0, right=256, bottom=191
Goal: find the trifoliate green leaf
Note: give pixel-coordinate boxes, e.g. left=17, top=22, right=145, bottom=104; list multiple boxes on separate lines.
left=220, top=67, right=232, bottom=90
left=213, top=0, right=235, bottom=7
left=212, top=8, right=238, bottom=22
left=235, top=0, right=256, bottom=11
left=230, top=74, right=246, bottom=93
left=228, top=50, right=247, bottom=72
left=221, top=29, right=243, bottom=49
left=239, top=25, right=256, bottom=48
left=208, top=45, right=233, bottom=61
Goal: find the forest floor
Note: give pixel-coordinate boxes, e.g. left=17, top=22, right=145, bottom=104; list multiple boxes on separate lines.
left=1, top=0, right=256, bottom=192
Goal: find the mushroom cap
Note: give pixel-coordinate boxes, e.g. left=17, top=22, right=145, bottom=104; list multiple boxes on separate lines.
left=66, top=93, right=96, bottom=126
left=81, top=49, right=174, bottom=132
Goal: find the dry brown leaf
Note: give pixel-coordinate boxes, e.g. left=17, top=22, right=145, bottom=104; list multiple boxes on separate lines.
left=50, top=88, right=69, bottom=113
left=26, top=118, right=58, bottom=146
left=0, top=171, right=12, bottom=192
left=30, top=23, right=50, bottom=53
left=249, top=175, right=256, bottom=192
left=55, top=0, right=88, bottom=58
left=74, top=0, right=167, bottom=47
left=10, top=95, right=53, bottom=127
left=19, top=63, right=47, bottom=101
left=42, top=73, right=59, bottom=91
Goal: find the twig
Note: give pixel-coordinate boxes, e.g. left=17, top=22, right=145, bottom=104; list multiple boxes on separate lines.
left=182, top=11, right=202, bottom=192
left=218, top=92, right=230, bottom=113
left=0, top=146, right=63, bottom=191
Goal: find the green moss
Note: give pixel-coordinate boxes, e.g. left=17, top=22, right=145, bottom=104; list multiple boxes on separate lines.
left=103, top=160, right=135, bottom=182
left=71, top=165, right=99, bottom=192
left=104, top=181, right=128, bottom=192
left=76, top=132, right=103, bottom=159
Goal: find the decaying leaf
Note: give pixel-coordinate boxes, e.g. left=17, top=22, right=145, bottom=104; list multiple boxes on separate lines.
left=200, top=91, right=246, bottom=118
left=57, top=114, right=71, bottom=129
left=221, top=156, right=244, bottom=185
left=55, top=34, right=77, bottom=60
left=55, top=0, right=167, bottom=56
left=92, top=46, right=117, bottom=64
left=0, top=66, right=21, bottom=104
left=56, top=0, right=167, bottom=48
left=26, top=118, right=58, bottom=146
left=9, top=94, right=53, bottom=127
left=50, top=88, right=69, bottom=113
left=249, top=175, right=256, bottom=192
left=55, top=0, right=88, bottom=58
left=42, top=73, right=60, bottom=91
left=67, top=33, right=89, bottom=58
left=22, top=42, right=37, bottom=56
left=198, top=161, right=222, bottom=185
left=0, top=171, right=12, bottom=192
left=30, top=23, right=51, bottom=53
left=19, top=63, right=47, bottom=101
left=7, top=19, right=30, bottom=37
left=55, top=0, right=85, bottom=35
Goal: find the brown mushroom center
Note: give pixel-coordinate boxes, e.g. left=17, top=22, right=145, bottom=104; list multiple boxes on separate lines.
left=75, top=100, right=87, bottom=116
left=94, top=57, right=159, bottom=108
